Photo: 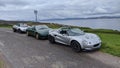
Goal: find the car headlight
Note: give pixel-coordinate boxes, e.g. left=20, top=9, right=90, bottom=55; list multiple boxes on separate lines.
left=82, top=40, right=88, bottom=45
left=83, top=40, right=92, bottom=45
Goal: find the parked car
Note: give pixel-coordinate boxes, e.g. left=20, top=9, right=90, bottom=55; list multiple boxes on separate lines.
left=48, top=27, right=101, bottom=52
left=26, top=25, right=51, bottom=39
left=13, top=23, right=29, bottom=33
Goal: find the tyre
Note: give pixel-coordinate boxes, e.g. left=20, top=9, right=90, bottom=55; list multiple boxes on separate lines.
left=13, top=28, right=16, bottom=32
left=71, top=41, right=81, bottom=52
left=48, top=35, right=55, bottom=43
left=26, top=31, right=30, bottom=36
left=35, top=33, right=40, bottom=40
left=18, top=29, right=22, bottom=33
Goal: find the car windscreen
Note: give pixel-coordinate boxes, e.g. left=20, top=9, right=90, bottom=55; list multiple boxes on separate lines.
left=20, top=24, right=28, bottom=27
left=67, top=28, right=85, bottom=36
left=36, top=25, right=49, bottom=30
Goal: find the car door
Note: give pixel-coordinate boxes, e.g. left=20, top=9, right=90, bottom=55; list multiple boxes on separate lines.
left=55, top=30, right=70, bottom=45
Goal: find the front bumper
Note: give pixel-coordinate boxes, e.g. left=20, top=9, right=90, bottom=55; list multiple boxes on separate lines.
left=83, top=43, right=101, bottom=50
left=21, top=29, right=27, bottom=32
left=38, top=34, right=48, bottom=39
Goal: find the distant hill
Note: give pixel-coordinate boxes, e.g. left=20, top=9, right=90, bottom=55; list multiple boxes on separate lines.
left=40, top=16, right=120, bottom=21
left=0, top=15, right=120, bottom=24
left=0, top=20, right=35, bottom=25
left=0, top=20, right=54, bottom=25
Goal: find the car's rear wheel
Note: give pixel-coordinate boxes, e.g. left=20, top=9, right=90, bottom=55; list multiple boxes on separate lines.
left=71, top=41, right=81, bottom=52
left=48, top=35, right=55, bottom=43
left=18, top=29, right=22, bottom=33
left=13, top=28, right=16, bottom=32
left=35, top=33, right=40, bottom=40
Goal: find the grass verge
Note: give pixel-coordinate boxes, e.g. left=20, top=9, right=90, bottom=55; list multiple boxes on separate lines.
left=0, top=24, right=12, bottom=28
left=98, top=33, right=120, bottom=57
left=0, top=60, right=4, bottom=68
left=0, top=53, right=5, bottom=68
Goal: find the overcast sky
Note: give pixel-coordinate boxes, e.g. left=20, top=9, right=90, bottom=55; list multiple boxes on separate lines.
left=0, top=0, right=120, bottom=21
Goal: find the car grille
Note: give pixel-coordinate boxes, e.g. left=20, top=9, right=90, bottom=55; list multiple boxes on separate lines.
left=93, top=43, right=100, bottom=47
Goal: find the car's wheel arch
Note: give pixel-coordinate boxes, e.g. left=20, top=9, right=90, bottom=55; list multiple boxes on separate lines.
left=48, top=34, right=55, bottom=38
left=36, top=31, right=41, bottom=35
left=18, top=28, right=22, bottom=31
left=35, top=32, right=40, bottom=36
left=70, top=40, right=83, bottom=49
left=48, top=34, right=55, bottom=43
left=48, top=33, right=54, bottom=37
left=71, top=40, right=79, bottom=45
left=18, top=28, right=22, bottom=33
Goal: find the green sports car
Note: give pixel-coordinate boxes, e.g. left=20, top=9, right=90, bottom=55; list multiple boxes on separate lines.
left=26, top=25, right=50, bottom=39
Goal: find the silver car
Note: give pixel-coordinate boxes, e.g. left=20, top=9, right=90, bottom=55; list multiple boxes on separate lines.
left=48, top=27, right=101, bottom=52
left=13, top=23, right=29, bottom=33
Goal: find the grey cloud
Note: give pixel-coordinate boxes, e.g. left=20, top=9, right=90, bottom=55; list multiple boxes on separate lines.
left=0, top=0, right=120, bottom=20
left=0, top=0, right=29, bottom=7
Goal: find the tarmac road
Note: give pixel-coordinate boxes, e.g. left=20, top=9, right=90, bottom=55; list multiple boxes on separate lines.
left=0, top=28, right=115, bottom=68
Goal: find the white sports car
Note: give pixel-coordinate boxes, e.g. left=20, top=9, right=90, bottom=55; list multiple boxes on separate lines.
left=48, top=27, right=101, bottom=52
left=13, top=23, right=29, bottom=33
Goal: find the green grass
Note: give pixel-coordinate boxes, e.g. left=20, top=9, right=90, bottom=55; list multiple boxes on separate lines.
left=0, top=60, right=4, bottom=68
left=0, top=24, right=12, bottom=28
left=96, top=33, right=120, bottom=57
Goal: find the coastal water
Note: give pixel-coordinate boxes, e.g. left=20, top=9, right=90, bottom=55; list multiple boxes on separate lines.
left=40, top=18, right=120, bottom=31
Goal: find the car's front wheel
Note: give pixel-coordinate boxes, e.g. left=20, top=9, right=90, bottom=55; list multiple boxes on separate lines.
left=48, top=35, right=55, bottom=43
left=18, top=29, right=22, bottom=33
left=71, top=41, right=81, bottom=52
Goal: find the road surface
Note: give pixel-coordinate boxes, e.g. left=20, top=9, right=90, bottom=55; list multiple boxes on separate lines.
left=0, top=28, right=116, bottom=68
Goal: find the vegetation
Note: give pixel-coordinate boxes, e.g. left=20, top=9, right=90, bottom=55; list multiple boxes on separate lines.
left=0, top=53, right=5, bottom=68
left=0, top=22, right=120, bottom=57
left=0, top=60, right=4, bottom=68
left=0, top=24, right=12, bottom=28
left=98, top=33, right=120, bottom=57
